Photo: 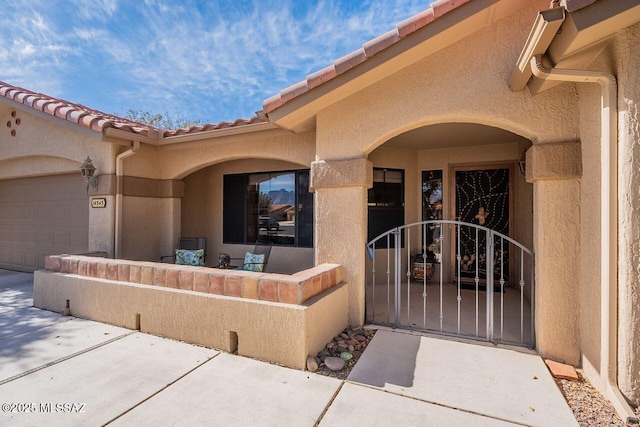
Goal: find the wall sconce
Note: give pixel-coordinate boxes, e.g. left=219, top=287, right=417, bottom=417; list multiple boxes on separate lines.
left=80, top=156, right=98, bottom=190
left=518, top=150, right=527, bottom=175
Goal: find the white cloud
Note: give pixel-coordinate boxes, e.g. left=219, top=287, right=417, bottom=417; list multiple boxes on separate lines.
left=0, top=0, right=431, bottom=123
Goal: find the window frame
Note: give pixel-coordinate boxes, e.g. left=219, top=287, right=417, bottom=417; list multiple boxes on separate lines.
left=223, top=169, right=313, bottom=248
left=367, top=167, right=405, bottom=248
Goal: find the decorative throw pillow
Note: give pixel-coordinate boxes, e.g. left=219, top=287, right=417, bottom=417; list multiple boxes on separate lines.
left=175, top=249, right=205, bottom=266
left=243, top=252, right=265, bottom=272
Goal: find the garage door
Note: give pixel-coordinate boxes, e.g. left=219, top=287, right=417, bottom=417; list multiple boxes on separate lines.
left=0, top=174, right=89, bottom=272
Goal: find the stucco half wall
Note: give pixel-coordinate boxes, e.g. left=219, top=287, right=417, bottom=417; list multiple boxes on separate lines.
left=33, top=269, right=348, bottom=370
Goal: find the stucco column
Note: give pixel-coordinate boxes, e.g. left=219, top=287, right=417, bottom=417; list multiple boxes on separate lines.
left=88, top=175, right=116, bottom=258
left=616, top=24, right=640, bottom=405
left=311, top=157, right=373, bottom=326
left=526, top=141, right=582, bottom=365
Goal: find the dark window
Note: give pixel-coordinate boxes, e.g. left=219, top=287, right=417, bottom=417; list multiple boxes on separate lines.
left=368, top=168, right=404, bottom=247
left=223, top=170, right=313, bottom=247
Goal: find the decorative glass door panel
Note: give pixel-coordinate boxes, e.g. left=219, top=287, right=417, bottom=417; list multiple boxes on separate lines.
left=453, top=166, right=511, bottom=283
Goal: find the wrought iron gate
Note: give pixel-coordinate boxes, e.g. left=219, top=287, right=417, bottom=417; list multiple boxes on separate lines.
left=365, top=220, right=535, bottom=348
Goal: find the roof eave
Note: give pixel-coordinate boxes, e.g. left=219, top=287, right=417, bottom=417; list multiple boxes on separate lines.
left=264, top=0, right=532, bottom=133
left=511, top=0, right=640, bottom=96
left=158, top=121, right=280, bottom=145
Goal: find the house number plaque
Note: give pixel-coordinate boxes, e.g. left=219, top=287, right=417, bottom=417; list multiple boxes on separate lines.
left=91, top=198, right=107, bottom=208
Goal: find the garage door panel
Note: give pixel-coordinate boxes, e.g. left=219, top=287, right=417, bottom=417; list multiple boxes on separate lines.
left=69, top=206, right=89, bottom=224
left=53, top=231, right=68, bottom=247
left=24, top=254, right=37, bottom=268
left=11, top=206, right=22, bottom=220
left=69, top=231, right=86, bottom=247
left=0, top=174, right=89, bottom=272
left=11, top=252, right=23, bottom=265
left=52, top=206, right=68, bottom=222
left=37, top=230, right=52, bottom=246
left=24, top=230, right=37, bottom=245
left=11, top=230, right=22, bottom=243
left=38, top=206, right=52, bottom=222
left=24, top=205, right=38, bottom=221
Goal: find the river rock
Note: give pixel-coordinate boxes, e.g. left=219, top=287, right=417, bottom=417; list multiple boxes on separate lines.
left=324, top=357, right=345, bottom=371
left=355, top=335, right=366, bottom=342
left=340, top=352, right=353, bottom=361
left=307, top=355, right=318, bottom=372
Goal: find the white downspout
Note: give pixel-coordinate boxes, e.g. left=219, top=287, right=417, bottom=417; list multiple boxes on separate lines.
left=531, top=55, right=638, bottom=424
left=114, top=140, right=140, bottom=259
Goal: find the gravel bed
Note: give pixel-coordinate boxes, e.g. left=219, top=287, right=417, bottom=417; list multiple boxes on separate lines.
left=556, top=372, right=639, bottom=426
left=310, top=327, right=376, bottom=380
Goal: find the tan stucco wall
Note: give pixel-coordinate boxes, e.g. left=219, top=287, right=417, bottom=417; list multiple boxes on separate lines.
left=0, top=105, right=115, bottom=177
left=0, top=104, right=119, bottom=257
left=532, top=178, right=581, bottom=365
left=181, top=159, right=314, bottom=274
left=34, top=270, right=348, bottom=370
left=122, top=129, right=316, bottom=180
left=613, top=22, right=640, bottom=405
left=120, top=197, right=180, bottom=262
left=314, top=0, right=576, bottom=162
left=311, top=158, right=372, bottom=325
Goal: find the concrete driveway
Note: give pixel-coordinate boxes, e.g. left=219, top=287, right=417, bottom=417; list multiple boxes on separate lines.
left=0, top=270, right=577, bottom=426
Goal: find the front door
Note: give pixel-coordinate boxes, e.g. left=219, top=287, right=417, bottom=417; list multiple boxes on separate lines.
left=452, top=165, right=513, bottom=284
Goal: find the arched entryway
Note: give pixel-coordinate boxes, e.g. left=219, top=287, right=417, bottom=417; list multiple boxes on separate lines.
left=180, top=158, right=315, bottom=274
left=364, top=122, right=534, bottom=346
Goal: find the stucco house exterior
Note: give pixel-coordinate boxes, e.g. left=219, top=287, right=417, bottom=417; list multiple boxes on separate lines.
left=1, top=0, right=639, bottom=421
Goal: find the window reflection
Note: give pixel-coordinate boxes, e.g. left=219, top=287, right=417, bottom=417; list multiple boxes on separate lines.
left=422, top=170, right=443, bottom=261
left=248, top=172, right=296, bottom=245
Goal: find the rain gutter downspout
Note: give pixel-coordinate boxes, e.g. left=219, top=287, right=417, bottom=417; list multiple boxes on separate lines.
left=114, top=141, right=140, bottom=259
left=531, top=55, right=638, bottom=425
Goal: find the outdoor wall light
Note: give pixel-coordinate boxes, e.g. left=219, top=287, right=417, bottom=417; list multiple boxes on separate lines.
left=80, top=156, right=98, bottom=190
left=518, top=150, right=527, bottom=175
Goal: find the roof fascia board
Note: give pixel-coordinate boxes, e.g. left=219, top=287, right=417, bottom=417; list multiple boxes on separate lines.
left=551, top=0, right=640, bottom=61
left=508, top=7, right=565, bottom=92
left=103, top=127, right=159, bottom=144
left=158, top=121, right=279, bottom=145
left=268, top=0, right=506, bottom=132
left=157, top=126, right=296, bottom=153
left=0, top=97, right=103, bottom=141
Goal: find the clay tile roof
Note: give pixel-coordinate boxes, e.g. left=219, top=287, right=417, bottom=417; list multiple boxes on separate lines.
left=161, top=115, right=268, bottom=137
left=262, top=0, right=472, bottom=114
left=0, top=80, right=268, bottom=139
left=0, top=80, right=155, bottom=137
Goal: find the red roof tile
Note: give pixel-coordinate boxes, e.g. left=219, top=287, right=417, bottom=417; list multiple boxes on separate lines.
left=0, top=80, right=266, bottom=140
left=162, top=116, right=267, bottom=137
left=0, top=80, right=155, bottom=137
left=262, top=0, right=473, bottom=114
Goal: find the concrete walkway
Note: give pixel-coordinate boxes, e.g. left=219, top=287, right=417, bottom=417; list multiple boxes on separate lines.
left=0, top=270, right=577, bottom=426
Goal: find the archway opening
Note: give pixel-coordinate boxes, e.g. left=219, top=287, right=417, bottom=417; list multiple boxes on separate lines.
left=366, top=122, right=535, bottom=346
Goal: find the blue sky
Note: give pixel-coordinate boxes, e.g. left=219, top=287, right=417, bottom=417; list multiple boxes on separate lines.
left=0, top=0, right=430, bottom=125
